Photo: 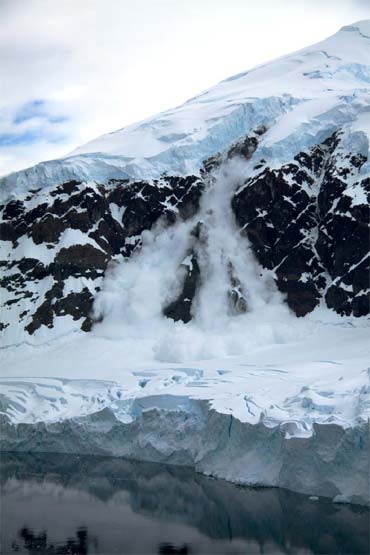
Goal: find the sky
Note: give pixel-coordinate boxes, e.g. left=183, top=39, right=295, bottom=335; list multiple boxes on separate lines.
left=0, top=0, right=369, bottom=176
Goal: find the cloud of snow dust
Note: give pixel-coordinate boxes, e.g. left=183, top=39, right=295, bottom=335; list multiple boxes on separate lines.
left=93, top=156, right=313, bottom=364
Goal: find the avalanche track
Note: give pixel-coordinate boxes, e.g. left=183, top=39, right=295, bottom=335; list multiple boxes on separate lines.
left=0, top=20, right=369, bottom=505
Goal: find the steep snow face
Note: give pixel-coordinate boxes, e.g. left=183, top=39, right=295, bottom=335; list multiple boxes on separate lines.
left=71, top=20, right=370, bottom=156
left=1, top=20, right=369, bottom=197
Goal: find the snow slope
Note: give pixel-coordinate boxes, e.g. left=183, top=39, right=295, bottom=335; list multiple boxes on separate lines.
left=1, top=316, right=369, bottom=504
left=1, top=315, right=369, bottom=434
left=1, top=21, right=369, bottom=504
left=1, top=20, right=369, bottom=198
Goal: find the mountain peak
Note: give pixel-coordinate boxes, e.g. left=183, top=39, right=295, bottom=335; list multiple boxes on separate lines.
left=1, top=20, right=369, bottom=200
left=339, top=19, right=370, bottom=37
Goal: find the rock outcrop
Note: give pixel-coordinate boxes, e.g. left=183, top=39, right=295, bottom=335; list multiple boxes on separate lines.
left=232, top=132, right=369, bottom=316
left=0, top=176, right=204, bottom=338
left=0, top=128, right=369, bottom=342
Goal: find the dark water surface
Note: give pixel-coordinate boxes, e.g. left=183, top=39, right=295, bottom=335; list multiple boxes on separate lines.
left=0, top=452, right=368, bottom=555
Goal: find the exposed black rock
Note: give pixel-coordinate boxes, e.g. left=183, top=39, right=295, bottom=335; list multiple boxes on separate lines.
left=25, top=281, right=64, bottom=334
left=232, top=132, right=369, bottom=317
left=1, top=175, right=204, bottom=336
left=163, top=251, right=201, bottom=323
left=232, top=162, right=325, bottom=316
left=53, top=244, right=108, bottom=281
left=227, top=135, right=258, bottom=160
left=1, top=129, right=368, bottom=340
left=317, top=165, right=370, bottom=317
left=201, top=126, right=265, bottom=178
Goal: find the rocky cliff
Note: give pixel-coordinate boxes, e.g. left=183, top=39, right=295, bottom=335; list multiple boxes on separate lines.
left=1, top=125, right=369, bottom=345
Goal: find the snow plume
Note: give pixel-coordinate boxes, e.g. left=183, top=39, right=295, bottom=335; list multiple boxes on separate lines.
left=93, top=156, right=311, bottom=363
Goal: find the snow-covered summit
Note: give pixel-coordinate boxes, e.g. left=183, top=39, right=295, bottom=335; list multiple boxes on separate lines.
left=72, top=19, right=370, bottom=155
left=1, top=20, right=369, bottom=198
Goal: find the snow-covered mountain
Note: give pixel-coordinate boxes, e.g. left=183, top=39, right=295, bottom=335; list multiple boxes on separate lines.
left=0, top=21, right=369, bottom=504
left=1, top=20, right=369, bottom=194
left=1, top=19, right=369, bottom=342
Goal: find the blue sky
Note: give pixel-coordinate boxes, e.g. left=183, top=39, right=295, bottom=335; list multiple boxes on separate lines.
left=12, top=99, right=67, bottom=127
left=0, top=99, right=68, bottom=148
left=0, top=0, right=368, bottom=176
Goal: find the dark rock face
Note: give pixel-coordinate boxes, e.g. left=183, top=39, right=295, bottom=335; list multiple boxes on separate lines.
left=232, top=163, right=324, bottom=316
left=317, top=167, right=370, bottom=317
left=0, top=176, right=204, bottom=338
left=232, top=133, right=370, bottom=316
left=53, top=245, right=108, bottom=281
left=0, top=129, right=368, bottom=342
left=200, top=126, right=265, bottom=178
left=163, top=251, right=201, bottom=323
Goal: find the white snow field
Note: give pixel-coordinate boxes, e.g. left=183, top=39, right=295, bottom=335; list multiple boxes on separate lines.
left=1, top=20, right=369, bottom=199
left=1, top=313, right=369, bottom=504
left=1, top=314, right=369, bottom=434
left=1, top=20, right=369, bottom=504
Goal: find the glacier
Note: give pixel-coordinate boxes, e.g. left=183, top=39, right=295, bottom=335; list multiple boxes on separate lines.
left=1, top=316, right=369, bottom=505
left=0, top=20, right=369, bottom=506
left=0, top=20, right=369, bottom=199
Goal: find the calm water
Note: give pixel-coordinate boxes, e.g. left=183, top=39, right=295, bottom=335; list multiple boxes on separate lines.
left=0, top=452, right=369, bottom=555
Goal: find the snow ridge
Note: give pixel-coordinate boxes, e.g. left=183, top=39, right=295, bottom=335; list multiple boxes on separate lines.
left=1, top=20, right=369, bottom=199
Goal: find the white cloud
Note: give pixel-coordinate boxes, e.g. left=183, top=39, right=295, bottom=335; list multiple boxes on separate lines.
left=0, top=0, right=368, bottom=175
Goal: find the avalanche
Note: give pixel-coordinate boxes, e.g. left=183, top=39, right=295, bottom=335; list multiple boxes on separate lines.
left=0, top=20, right=369, bottom=506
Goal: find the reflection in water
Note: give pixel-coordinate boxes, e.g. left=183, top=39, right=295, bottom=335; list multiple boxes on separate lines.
left=12, top=527, right=88, bottom=555
left=158, top=544, right=189, bottom=554
left=1, top=452, right=369, bottom=554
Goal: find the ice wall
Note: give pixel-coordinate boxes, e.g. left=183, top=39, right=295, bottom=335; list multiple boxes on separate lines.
left=1, top=400, right=368, bottom=506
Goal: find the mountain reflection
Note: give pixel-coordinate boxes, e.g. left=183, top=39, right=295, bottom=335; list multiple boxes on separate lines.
left=1, top=452, right=369, bottom=554
left=12, top=527, right=88, bottom=555
left=158, top=543, right=189, bottom=554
